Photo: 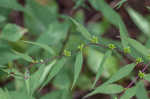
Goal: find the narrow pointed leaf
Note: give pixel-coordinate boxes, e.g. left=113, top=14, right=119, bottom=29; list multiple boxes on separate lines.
left=106, top=63, right=136, bottom=84
left=89, top=0, right=127, bottom=28
left=89, top=0, right=129, bottom=48
left=69, top=17, right=92, bottom=40
left=0, top=0, right=25, bottom=11
left=72, top=51, right=83, bottom=89
left=119, top=23, right=129, bottom=49
left=30, top=60, right=56, bottom=95
left=143, top=74, right=150, bottom=82
left=42, top=57, right=66, bottom=87
left=127, top=38, right=150, bottom=57
left=12, top=50, right=33, bottom=62
left=23, top=40, right=56, bottom=55
left=120, top=87, right=136, bottom=99
left=85, top=84, right=124, bottom=98
left=127, top=7, right=150, bottom=37
left=0, top=24, right=27, bottom=42
left=136, top=81, right=149, bottom=99
left=92, top=50, right=112, bottom=88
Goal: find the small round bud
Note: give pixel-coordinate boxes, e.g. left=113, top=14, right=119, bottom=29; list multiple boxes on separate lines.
left=90, top=36, right=98, bottom=44
left=124, top=47, right=131, bottom=54
left=64, top=49, right=71, bottom=56
left=108, top=44, right=116, bottom=50
left=136, top=57, right=143, bottom=64
left=40, top=59, right=44, bottom=63
left=32, top=60, right=39, bottom=64
left=138, top=71, right=145, bottom=79
left=78, top=43, right=84, bottom=51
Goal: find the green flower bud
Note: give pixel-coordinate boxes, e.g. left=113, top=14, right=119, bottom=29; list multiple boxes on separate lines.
left=91, top=36, right=98, bottom=43
left=40, top=59, right=44, bottom=63
left=124, top=47, right=131, bottom=54
left=138, top=71, right=145, bottom=79
left=108, top=44, right=116, bottom=50
left=64, top=49, right=71, bottom=56
left=32, top=60, right=39, bottom=64
left=136, top=57, right=143, bottom=64
left=78, top=43, right=84, bottom=51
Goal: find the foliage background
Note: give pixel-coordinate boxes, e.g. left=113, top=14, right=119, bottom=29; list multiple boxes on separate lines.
left=0, top=0, right=150, bottom=99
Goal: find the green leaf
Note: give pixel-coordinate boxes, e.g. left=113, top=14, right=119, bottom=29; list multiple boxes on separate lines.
left=69, top=17, right=92, bottom=40
left=0, top=88, right=10, bottom=99
left=89, top=0, right=127, bottom=28
left=73, top=0, right=85, bottom=9
left=127, top=7, right=150, bottom=37
left=120, top=87, right=136, bottom=99
left=72, top=51, right=83, bottom=89
left=143, top=74, right=150, bottom=82
left=136, top=81, right=149, bottom=99
left=30, top=60, right=56, bottom=95
left=0, top=65, right=7, bottom=68
left=84, top=84, right=124, bottom=98
left=0, top=89, right=34, bottom=99
left=24, top=0, right=58, bottom=34
left=0, top=0, right=25, bottom=11
left=92, top=50, right=112, bottom=88
left=115, top=0, right=127, bottom=9
left=23, top=40, right=56, bottom=55
left=119, top=23, right=129, bottom=49
left=0, top=48, right=19, bottom=65
left=42, top=57, right=66, bottom=88
left=106, top=63, right=136, bottom=84
left=89, top=0, right=129, bottom=48
left=9, top=91, right=35, bottom=99
left=41, top=90, right=62, bottom=99
left=41, top=89, right=72, bottom=99
left=0, top=15, right=6, bottom=23
left=12, top=50, right=33, bottom=62
left=127, top=38, right=150, bottom=57
left=0, top=24, right=27, bottom=42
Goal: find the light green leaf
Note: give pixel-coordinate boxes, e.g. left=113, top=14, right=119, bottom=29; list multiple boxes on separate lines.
left=0, top=0, right=25, bottom=11
left=41, top=89, right=72, bottom=99
left=143, top=74, right=150, bottom=82
left=127, top=7, right=150, bottom=37
left=0, top=88, right=10, bottom=99
left=89, top=0, right=129, bottom=47
left=120, top=87, right=136, bottom=99
left=128, top=38, right=150, bottom=57
left=30, top=60, right=56, bottom=95
left=106, top=63, right=136, bottom=84
left=12, top=50, right=33, bottom=62
left=119, top=23, right=129, bottom=49
left=72, top=51, right=83, bottom=89
left=73, top=0, right=85, bottom=9
left=92, top=50, right=112, bottom=88
left=24, top=0, right=58, bottom=34
left=0, top=65, right=7, bottom=68
left=84, top=84, right=124, bottom=98
left=42, top=57, right=66, bottom=88
left=23, top=40, right=56, bottom=55
left=0, top=15, right=6, bottom=23
left=0, top=49, right=19, bottom=65
left=136, top=81, right=149, bottom=99
left=39, top=60, right=57, bottom=87
left=115, top=0, right=127, bottom=9
left=89, top=0, right=127, bottom=28
left=9, top=91, right=35, bottom=99
left=69, top=17, right=92, bottom=40
left=0, top=24, right=27, bottom=42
